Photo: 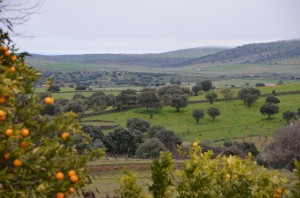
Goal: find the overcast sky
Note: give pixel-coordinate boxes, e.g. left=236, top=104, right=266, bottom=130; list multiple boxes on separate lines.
left=6, top=0, right=300, bottom=54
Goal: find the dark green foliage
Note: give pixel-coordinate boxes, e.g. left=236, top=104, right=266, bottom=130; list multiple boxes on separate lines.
left=47, top=85, right=60, bottom=92
left=192, top=85, right=202, bottom=96
left=244, top=93, right=259, bottom=107
left=72, top=93, right=86, bottom=101
left=265, top=95, right=280, bottom=104
left=192, top=109, right=205, bottom=124
left=262, top=121, right=300, bottom=169
left=200, top=80, right=212, bottom=91
left=149, top=125, right=182, bottom=154
left=75, top=85, right=87, bottom=90
left=207, top=107, right=221, bottom=122
left=104, top=127, right=144, bottom=157
left=237, top=87, right=261, bottom=105
left=82, top=125, right=105, bottom=149
left=86, top=91, right=109, bottom=112
left=170, top=94, right=188, bottom=112
left=41, top=103, right=61, bottom=116
left=260, top=103, right=279, bottom=119
left=223, top=140, right=259, bottom=158
left=138, top=88, right=161, bottom=111
left=282, top=111, right=296, bottom=123
left=115, top=89, right=138, bottom=109
left=126, top=117, right=150, bottom=132
left=63, top=101, right=84, bottom=114
left=205, top=92, right=218, bottom=104
left=135, top=138, right=166, bottom=159
left=157, top=85, right=189, bottom=105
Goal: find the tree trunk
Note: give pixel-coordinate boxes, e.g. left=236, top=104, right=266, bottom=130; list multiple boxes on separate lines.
left=176, top=108, right=179, bottom=112
left=196, top=119, right=199, bottom=124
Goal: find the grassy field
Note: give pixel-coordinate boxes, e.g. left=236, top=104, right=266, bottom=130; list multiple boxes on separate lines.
left=83, top=94, right=300, bottom=142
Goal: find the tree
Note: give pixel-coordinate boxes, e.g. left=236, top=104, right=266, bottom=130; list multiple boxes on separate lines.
left=237, top=87, right=261, bottom=105
left=192, top=85, right=202, bottom=96
left=63, top=102, right=84, bottom=114
left=115, top=89, right=138, bottom=109
left=0, top=30, right=103, bottom=197
left=244, top=93, right=259, bottom=107
left=47, top=85, right=61, bottom=93
left=262, top=121, right=300, bottom=169
left=265, top=95, right=280, bottom=104
left=200, top=80, right=212, bottom=91
left=205, top=92, right=218, bottom=104
left=41, top=103, right=61, bottom=116
left=75, top=85, right=87, bottom=90
left=282, top=111, right=296, bottom=123
left=207, top=107, right=221, bottom=122
left=149, top=125, right=182, bottom=154
left=220, top=88, right=234, bottom=99
left=192, top=109, right=205, bottom=124
left=104, top=127, right=144, bottom=157
left=126, top=117, right=150, bottom=132
left=170, top=94, right=188, bottom=112
left=0, top=0, right=45, bottom=33
left=135, top=138, right=166, bottom=159
left=138, top=88, right=161, bottom=111
left=260, top=103, right=279, bottom=119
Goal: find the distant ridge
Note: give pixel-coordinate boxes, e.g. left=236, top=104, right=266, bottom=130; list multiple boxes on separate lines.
left=27, top=40, right=300, bottom=69
left=170, top=39, right=300, bottom=67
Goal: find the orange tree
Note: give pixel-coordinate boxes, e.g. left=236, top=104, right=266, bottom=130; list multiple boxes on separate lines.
left=0, top=29, right=103, bottom=197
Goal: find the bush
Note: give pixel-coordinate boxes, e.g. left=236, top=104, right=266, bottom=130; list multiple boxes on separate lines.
left=135, top=138, right=166, bottom=159
left=126, top=117, right=150, bottom=132
left=262, top=121, right=300, bottom=169
left=75, top=85, right=87, bottom=90
left=120, top=145, right=294, bottom=197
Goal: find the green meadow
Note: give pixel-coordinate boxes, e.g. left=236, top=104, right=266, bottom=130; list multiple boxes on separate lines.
left=83, top=94, right=300, bottom=142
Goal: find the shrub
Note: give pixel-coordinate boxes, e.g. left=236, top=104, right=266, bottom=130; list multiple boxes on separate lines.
left=135, top=138, right=166, bottom=159
left=262, top=121, right=300, bottom=169
left=126, top=117, right=150, bottom=132
left=75, top=85, right=87, bottom=90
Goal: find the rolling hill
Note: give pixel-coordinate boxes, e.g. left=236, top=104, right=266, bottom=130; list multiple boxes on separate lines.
left=26, top=40, right=300, bottom=71
left=172, top=39, right=300, bottom=67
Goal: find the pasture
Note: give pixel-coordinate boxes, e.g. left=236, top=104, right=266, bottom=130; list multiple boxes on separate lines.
left=82, top=94, right=300, bottom=142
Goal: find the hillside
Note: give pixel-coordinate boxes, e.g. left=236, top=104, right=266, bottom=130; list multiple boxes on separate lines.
left=26, top=47, right=225, bottom=69
left=173, top=39, right=300, bottom=67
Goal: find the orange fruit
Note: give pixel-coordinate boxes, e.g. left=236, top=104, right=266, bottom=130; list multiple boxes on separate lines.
left=13, top=159, right=22, bottom=167
left=61, top=132, right=69, bottom=140
left=21, top=128, right=29, bottom=137
left=70, top=175, right=79, bottom=183
left=4, top=50, right=10, bottom=56
left=44, top=97, right=54, bottom=105
left=0, top=110, right=5, bottom=121
left=9, top=67, right=15, bottom=73
left=69, top=187, right=75, bottom=193
left=68, top=170, right=76, bottom=177
left=276, top=187, right=282, bottom=194
left=56, top=192, right=64, bottom=198
left=4, top=153, right=10, bottom=160
left=55, top=172, right=64, bottom=180
left=10, top=55, right=17, bottom=61
left=1, top=46, right=8, bottom=51
left=5, top=129, right=13, bottom=137
left=0, top=110, right=5, bottom=117
left=0, top=96, right=6, bottom=104
left=21, top=141, right=28, bottom=149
